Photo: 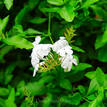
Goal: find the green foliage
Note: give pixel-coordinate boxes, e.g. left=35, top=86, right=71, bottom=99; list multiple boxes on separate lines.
left=59, top=4, right=75, bottom=22
left=89, top=87, right=104, bottom=107
left=0, top=16, right=9, bottom=34
left=0, top=45, right=13, bottom=62
left=29, top=17, right=47, bottom=24
left=71, top=45, right=85, bottom=53
left=60, top=79, right=72, bottom=91
left=4, top=0, right=13, bottom=10
left=81, top=0, right=99, bottom=8
left=97, top=44, right=107, bottom=62
left=77, top=85, right=86, bottom=95
left=15, top=5, right=30, bottom=25
left=60, top=92, right=82, bottom=105
left=0, top=0, right=107, bottom=106
left=5, top=88, right=16, bottom=107
left=0, top=88, right=9, bottom=96
left=64, top=26, right=76, bottom=43
left=47, top=0, right=68, bottom=6
left=95, top=67, right=105, bottom=86
left=95, top=26, right=107, bottom=49
left=72, top=63, right=92, bottom=73
left=42, top=93, right=52, bottom=107
left=3, top=35, right=33, bottom=49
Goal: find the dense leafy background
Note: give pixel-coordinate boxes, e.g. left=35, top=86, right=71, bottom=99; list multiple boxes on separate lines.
left=0, top=0, right=107, bottom=107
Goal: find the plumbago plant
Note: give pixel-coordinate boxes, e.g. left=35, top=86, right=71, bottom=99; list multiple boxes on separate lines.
left=0, top=0, right=107, bottom=107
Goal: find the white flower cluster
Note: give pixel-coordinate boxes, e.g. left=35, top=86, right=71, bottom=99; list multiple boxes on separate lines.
left=31, top=36, right=77, bottom=77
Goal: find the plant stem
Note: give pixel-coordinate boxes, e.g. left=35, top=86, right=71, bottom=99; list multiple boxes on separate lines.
left=82, top=97, right=90, bottom=103
left=48, top=13, right=54, bottom=44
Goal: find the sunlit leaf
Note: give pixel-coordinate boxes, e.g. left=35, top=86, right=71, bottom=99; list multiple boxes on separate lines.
left=89, top=87, right=104, bottom=107
left=95, top=67, right=105, bottom=86
left=25, top=28, right=42, bottom=35
left=88, top=78, right=99, bottom=95
left=3, top=36, right=33, bottom=49
left=5, top=88, right=16, bottom=107
left=59, top=4, right=75, bottom=22
left=0, top=16, right=9, bottom=34
left=4, top=0, right=13, bottom=10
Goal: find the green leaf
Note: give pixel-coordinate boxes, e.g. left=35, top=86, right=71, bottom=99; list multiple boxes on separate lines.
left=72, top=63, right=92, bottom=72
left=95, top=27, right=107, bottom=49
left=47, top=0, right=68, bottom=6
left=60, top=92, right=81, bottom=105
left=60, top=79, right=72, bottom=90
left=87, top=94, right=96, bottom=100
left=42, top=93, right=52, bottom=107
left=59, top=4, right=75, bottom=22
left=70, top=93, right=81, bottom=105
left=0, top=46, right=13, bottom=62
left=85, top=71, right=96, bottom=79
left=40, top=7, right=60, bottom=13
left=77, top=85, right=86, bottom=95
left=102, top=27, right=107, bottom=43
left=15, top=5, right=30, bottom=25
left=25, top=28, right=42, bottom=35
left=88, top=78, right=99, bottom=95
left=71, top=45, right=85, bottom=53
left=89, top=87, right=104, bottom=107
left=12, top=24, right=24, bottom=33
left=91, top=5, right=107, bottom=20
left=4, top=74, right=13, bottom=85
left=81, top=0, right=99, bottom=8
left=5, top=88, right=16, bottom=107
left=79, top=102, right=89, bottom=107
left=4, top=0, right=13, bottom=10
left=95, top=35, right=105, bottom=49
left=18, top=76, right=54, bottom=96
left=0, top=88, right=9, bottom=96
left=104, top=74, right=107, bottom=89
left=95, top=67, right=105, bottom=86
left=29, top=17, right=47, bottom=24
left=0, top=16, right=9, bottom=34
left=28, top=0, right=39, bottom=10
left=0, top=98, right=6, bottom=107
left=15, top=0, right=39, bottom=24
left=3, top=36, right=33, bottom=49
left=98, top=44, right=107, bottom=62
left=4, top=64, right=16, bottom=85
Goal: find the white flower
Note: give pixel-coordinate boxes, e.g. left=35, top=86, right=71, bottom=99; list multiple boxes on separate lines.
left=33, top=64, right=39, bottom=77
left=33, top=36, right=41, bottom=45
left=31, top=36, right=52, bottom=77
left=31, top=36, right=78, bottom=76
left=61, top=54, right=77, bottom=72
left=31, top=56, right=39, bottom=68
left=52, top=37, right=68, bottom=52
left=57, top=45, right=73, bottom=57
left=52, top=37, right=77, bottom=72
left=32, top=44, right=52, bottom=59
